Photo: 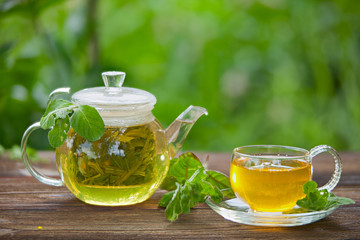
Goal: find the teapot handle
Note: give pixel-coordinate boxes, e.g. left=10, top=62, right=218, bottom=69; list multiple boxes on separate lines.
left=21, top=122, right=63, bottom=186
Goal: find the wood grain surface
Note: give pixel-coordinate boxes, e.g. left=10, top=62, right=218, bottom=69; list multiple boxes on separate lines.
left=0, top=151, right=359, bottom=239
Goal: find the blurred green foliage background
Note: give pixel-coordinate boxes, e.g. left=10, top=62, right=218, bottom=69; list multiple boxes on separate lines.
left=1, top=0, right=359, bottom=152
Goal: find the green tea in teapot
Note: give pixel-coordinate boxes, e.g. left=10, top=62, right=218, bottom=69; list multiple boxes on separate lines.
left=21, top=71, right=208, bottom=207
left=56, top=123, right=168, bottom=206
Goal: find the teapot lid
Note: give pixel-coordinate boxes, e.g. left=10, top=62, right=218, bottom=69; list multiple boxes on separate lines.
left=71, top=71, right=156, bottom=126
left=72, top=71, right=156, bottom=112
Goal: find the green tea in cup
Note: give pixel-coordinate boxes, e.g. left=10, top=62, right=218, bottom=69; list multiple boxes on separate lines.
left=230, top=145, right=342, bottom=212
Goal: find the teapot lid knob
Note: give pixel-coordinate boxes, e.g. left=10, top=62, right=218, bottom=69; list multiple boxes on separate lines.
left=102, top=71, right=126, bottom=88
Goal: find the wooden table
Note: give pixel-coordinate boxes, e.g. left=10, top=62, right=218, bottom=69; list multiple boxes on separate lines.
left=0, top=151, right=359, bottom=239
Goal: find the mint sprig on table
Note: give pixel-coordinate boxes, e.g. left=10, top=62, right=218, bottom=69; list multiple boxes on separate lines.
left=159, top=153, right=235, bottom=221
left=40, top=99, right=105, bottom=148
left=296, top=181, right=355, bottom=211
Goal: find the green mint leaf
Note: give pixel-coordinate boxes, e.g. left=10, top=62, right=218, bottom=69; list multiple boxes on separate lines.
left=329, top=196, right=355, bottom=205
left=303, top=181, right=317, bottom=195
left=162, top=168, right=223, bottom=221
left=70, top=105, right=105, bottom=141
left=169, top=152, right=203, bottom=183
left=324, top=200, right=338, bottom=210
left=325, top=193, right=356, bottom=210
left=164, top=183, right=183, bottom=221
left=160, top=152, right=202, bottom=191
left=48, top=116, right=70, bottom=148
left=185, top=168, right=221, bottom=203
left=159, top=191, right=175, bottom=207
left=198, top=180, right=223, bottom=203
left=40, top=99, right=75, bottom=129
left=164, top=177, right=204, bottom=221
left=179, top=183, right=193, bottom=214
left=161, top=152, right=202, bottom=191
left=206, top=170, right=235, bottom=199
left=160, top=157, right=178, bottom=191
left=297, top=181, right=355, bottom=211
left=160, top=153, right=236, bottom=221
left=40, top=97, right=106, bottom=149
left=297, top=189, right=329, bottom=211
left=180, top=169, right=204, bottom=208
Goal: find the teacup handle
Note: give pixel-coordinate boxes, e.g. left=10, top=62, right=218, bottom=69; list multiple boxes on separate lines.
left=310, top=145, right=342, bottom=191
left=21, top=122, right=63, bottom=186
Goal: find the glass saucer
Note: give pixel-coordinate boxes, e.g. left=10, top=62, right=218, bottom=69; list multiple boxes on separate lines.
left=206, top=198, right=338, bottom=227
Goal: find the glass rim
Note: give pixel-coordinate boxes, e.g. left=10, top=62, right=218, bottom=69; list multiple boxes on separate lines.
left=232, top=145, right=309, bottom=160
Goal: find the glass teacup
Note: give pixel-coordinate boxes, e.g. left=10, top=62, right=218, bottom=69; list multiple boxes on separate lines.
left=230, top=145, right=342, bottom=212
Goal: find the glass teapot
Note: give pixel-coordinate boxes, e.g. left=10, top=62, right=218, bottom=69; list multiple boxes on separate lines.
left=21, top=71, right=207, bottom=206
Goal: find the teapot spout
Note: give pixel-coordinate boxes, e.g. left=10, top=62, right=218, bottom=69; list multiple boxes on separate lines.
left=165, top=105, right=208, bottom=158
